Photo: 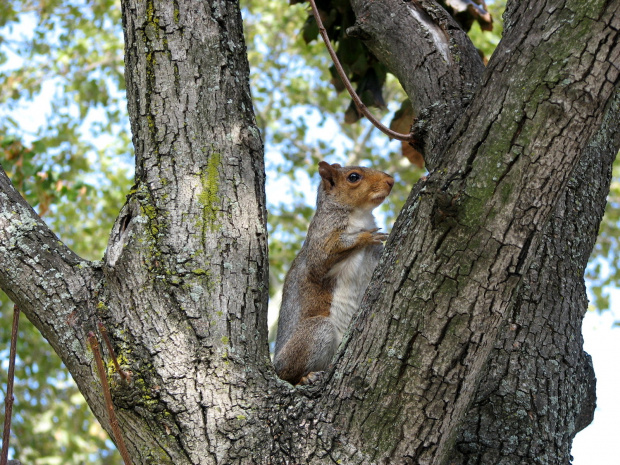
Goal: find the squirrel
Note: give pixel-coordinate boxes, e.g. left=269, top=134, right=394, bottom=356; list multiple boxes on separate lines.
left=273, top=161, right=394, bottom=385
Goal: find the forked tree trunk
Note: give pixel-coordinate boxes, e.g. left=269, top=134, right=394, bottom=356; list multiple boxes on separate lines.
left=0, top=0, right=619, bottom=464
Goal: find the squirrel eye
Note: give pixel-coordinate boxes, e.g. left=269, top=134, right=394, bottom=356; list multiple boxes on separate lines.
left=347, top=172, right=361, bottom=183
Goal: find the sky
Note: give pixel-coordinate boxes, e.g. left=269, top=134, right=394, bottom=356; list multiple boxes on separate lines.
left=571, top=304, right=620, bottom=465
left=1, top=4, right=619, bottom=463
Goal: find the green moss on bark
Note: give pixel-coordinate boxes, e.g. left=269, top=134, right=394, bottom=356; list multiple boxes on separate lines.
left=197, top=152, right=222, bottom=232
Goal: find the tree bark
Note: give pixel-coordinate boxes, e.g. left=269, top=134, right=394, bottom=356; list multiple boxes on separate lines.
left=1, top=0, right=619, bottom=464
left=450, top=87, right=620, bottom=465
left=4, top=0, right=271, bottom=462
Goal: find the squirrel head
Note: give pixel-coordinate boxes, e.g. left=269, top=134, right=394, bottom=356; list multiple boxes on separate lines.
left=317, top=161, right=394, bottom=212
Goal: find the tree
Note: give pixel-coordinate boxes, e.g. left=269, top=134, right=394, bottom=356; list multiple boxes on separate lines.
left=0, top=0, right=618, bottom=464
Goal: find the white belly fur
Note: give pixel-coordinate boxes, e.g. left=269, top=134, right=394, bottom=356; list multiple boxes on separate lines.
left=329, top=210, right=380, bottom=343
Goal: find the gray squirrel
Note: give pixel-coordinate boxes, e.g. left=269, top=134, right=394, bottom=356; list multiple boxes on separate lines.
left=273, top=161, right=394, bottom=384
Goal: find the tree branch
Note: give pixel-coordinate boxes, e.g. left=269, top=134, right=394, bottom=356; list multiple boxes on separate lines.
left=0, top=166, right=130, bottom=458
left=0, top=167, right=99, bottom=347
left=450, top=82, right=620, bottom=463
left=1, top=306, right=19, bottom=465
left=307, top=0, right=414, bottom=142
left=0, top=166, right=120, bottom=441
left=349, top=0, right=485, bottom=168
left=452, top=124, right=609, bottom=463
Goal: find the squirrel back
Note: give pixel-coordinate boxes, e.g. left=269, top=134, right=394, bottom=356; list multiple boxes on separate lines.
left=273, top=161, right=394, bottom=384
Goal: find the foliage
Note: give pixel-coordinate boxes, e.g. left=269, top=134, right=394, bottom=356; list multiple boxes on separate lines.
left=466, top=1, right=505, bottom=60
left=588, top=160, right=620, bottom=318
left=0, top=0, right=131, bottom=259
left=0, top=0, right=130, bottom=463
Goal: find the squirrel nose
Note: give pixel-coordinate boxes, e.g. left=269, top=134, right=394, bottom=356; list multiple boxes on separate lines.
left=386, top=177, right=395, bottom=189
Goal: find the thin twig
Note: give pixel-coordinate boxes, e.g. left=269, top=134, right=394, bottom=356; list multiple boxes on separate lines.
left=97, top=322, right=130, bottom=382
left=1, top=306, right=20, bottom=465
left=307, top=0, right=414, bottom=142
left=88, top=332, right=133, bottom=465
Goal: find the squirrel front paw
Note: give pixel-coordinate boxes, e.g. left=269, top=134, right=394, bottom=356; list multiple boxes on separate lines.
left=366, top=227, right=389, bottom=244
left=337, top=228, right=389, bottom=253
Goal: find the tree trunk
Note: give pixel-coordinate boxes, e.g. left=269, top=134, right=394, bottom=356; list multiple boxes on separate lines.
left=450, top=88, right=620, bottom=465
left=1, top=0, right=619, bottom=464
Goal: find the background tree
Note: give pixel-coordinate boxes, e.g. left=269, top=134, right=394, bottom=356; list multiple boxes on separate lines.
left=0, top=0, right=619, bottom=464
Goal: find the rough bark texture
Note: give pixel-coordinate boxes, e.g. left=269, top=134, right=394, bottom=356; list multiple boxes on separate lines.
left=451, top=87, right=620, bottom=465
left=101, top=0, right=271, bottom=462
left=1, top=0, right=620, bottom=464
left=0, top=169, right=110, bottom=432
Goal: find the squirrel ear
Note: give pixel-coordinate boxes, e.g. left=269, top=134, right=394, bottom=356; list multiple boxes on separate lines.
left=318, top=161, right=337, bottom=189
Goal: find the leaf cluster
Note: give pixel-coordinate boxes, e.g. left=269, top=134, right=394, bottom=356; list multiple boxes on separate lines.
left=0, top=1, right=130, bottom=463
left=0, top=305, right=120, bottom=465
left=296, top=0, right=388, bottom=123
left=588, top=160, right=620, bottom=319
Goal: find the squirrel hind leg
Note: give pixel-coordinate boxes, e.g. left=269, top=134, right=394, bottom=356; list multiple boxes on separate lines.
left=273, top=316, right=338, bottom=385
left=298, top=371, right=325, bottom=386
